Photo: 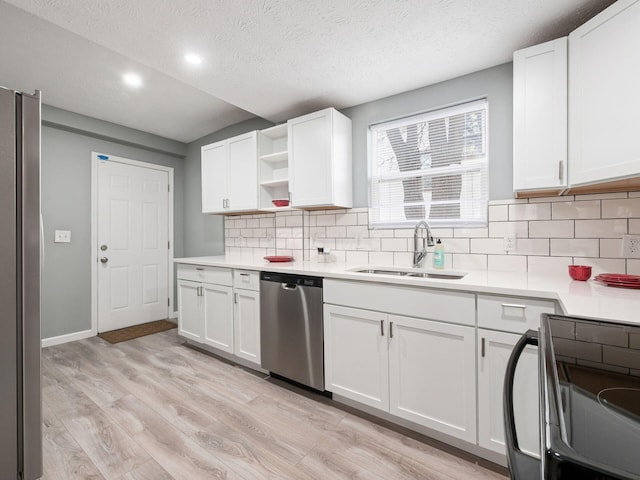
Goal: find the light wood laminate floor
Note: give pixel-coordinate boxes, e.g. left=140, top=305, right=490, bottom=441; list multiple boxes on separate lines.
left=42, top=330, right=508, bottom=480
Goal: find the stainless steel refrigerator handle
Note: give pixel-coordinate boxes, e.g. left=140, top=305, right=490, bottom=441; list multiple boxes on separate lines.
left=281, top=282, right=297, bottom=290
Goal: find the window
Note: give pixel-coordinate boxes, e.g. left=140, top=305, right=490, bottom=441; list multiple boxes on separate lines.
left=368, top=99, right=488, bottom=229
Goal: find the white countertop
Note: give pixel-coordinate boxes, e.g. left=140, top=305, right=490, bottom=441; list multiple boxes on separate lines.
left=174, top=255, right=640, bottom=326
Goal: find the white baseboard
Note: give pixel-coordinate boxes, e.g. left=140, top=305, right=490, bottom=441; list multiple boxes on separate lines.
left=42, top=328, right=94, bottom=348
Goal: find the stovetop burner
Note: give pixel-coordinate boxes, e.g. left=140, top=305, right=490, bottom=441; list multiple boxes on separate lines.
left=597, top=387, right=640, bottom=420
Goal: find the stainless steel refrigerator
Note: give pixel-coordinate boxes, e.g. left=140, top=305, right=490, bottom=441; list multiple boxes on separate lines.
left=0, top=86, right=42, bottom=480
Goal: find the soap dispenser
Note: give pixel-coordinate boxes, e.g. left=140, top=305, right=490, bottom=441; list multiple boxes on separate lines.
left=433, top=238, right=445, bottom=269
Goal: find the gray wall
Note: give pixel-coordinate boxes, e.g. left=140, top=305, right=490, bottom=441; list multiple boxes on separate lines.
left=183, top=117, right=273, bottom=257
left=342, top=62, right=514, bottom=206
left=41, top=107, right=186, bottom=339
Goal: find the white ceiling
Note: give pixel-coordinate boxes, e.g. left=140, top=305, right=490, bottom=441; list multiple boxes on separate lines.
left=0, top=0, right=614, bottom=143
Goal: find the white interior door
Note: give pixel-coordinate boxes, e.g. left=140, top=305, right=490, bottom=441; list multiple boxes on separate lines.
left=97, top=159, right=169, bottom=332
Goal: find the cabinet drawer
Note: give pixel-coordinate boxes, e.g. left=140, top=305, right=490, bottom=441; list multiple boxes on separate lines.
left=176, top=264, right=232, bottom=285
left=233, top=269, right=260, bottom=291
left=477, top=294, right=555, bottom=333
left=324, top=280, right=475, bottom=327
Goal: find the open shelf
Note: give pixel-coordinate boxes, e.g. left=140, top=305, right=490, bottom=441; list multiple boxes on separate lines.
left=260, top=206, right=297, bottom=213
left=260, top=123, right=287, bottom=139
left=260, top=178, right=289, bottom=188
left=260, top=150, right=288, bottom=163
left=259, top=123, right=290, bottom=210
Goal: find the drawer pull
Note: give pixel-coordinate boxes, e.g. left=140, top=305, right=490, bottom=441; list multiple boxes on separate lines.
left=239, top=273, right=250, bottom=276
left=196, top=267, right=205, bottom=271
left=501, top=303, right=526, bottom=310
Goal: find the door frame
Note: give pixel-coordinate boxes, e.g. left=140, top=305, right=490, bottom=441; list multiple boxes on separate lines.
left=90, top=152, right=175, bottom=336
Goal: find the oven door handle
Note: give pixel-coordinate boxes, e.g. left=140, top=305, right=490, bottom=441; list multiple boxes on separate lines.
left=504, top=329, right=540, bottom=480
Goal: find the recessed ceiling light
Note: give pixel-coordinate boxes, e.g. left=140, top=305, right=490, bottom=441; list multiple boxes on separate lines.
left=185, top=53, right=203, bottom=65
left=122, top=72, right=143, bottom=88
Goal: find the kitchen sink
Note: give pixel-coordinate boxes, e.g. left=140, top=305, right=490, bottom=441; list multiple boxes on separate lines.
left=352, top=269, right=408, bottom=276
left=351, top=267, right=467, bottom=279
left=405, top=271, right=467, bottom=279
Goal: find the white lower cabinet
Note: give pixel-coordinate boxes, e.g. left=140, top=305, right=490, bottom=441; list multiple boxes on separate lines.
left=177, top=265, right=260, bottom=367
left=177, top=278, right=233, bottom=350
left=324, top=303, right=476, bottom=443
left=233, top=288, right=261, bottom=364
left=324, top=304, right=389, bottom=411
left=202, top=283, right=234, bottom=353
left=177, top=279, right=202, bottom=342
left=476, top=294, right=553, bottom=457
left=477, top=329, right=540, bottom=457
left=389, top=314, right=476, bottom=443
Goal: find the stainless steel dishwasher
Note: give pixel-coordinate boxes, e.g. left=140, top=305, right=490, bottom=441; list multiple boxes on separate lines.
left=260, top=271, right=324, bottom=391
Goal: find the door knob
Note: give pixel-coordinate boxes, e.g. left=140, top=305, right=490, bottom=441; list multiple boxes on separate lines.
left=100, top=257, right=109, bottom=263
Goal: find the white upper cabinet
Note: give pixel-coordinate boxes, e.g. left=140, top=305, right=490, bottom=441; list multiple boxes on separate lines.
left=569, top=0, right=640, bottom=187
left=513, top=37, right=567, bottom=193
left=228, top=132, right=259, bottom=211
left=201, top=141, right=228, bottom=213
left=288, top=108, right=352, bottom=209
left=201, top=131, right=258, bottom=213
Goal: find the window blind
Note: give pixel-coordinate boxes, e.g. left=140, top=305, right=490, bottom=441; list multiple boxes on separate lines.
left=368, top=99, right=489, bottom=229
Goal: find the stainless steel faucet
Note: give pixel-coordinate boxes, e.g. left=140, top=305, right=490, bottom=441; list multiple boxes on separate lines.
left=413, top=220, right=434, bottom=267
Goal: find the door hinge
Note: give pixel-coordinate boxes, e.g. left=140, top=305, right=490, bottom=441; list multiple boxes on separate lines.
left=167, top=297, right=170, bottom=306
left=168, top=241, right=170, bottom=249
left=168, top=184, right=170, bottom=192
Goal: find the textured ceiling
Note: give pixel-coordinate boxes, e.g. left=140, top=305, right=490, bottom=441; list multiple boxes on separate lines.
left=0, top=0, right=615, bottom=143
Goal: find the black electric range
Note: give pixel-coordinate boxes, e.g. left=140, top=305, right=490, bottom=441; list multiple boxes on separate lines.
left=540, top=314, right=640, bottom=480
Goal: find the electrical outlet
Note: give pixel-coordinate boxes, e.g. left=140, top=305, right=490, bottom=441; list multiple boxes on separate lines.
left=504, top=234, right=516, bottom=252
left=622, top=234, right=640, bottom=257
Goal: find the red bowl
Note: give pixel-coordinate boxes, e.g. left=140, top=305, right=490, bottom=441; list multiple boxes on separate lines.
left=272, top=199, right=289, bottom=207
left=568, top=265, right=592, bottom=281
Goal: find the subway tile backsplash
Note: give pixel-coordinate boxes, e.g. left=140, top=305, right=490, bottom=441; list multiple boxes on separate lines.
left=224, top=192, right=640, bottom=273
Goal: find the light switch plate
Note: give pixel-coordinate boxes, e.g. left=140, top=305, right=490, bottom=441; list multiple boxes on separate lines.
left=54, top=230, right=71, bottom=243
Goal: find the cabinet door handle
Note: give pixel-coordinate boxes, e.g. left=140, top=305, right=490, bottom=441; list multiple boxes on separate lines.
left=234, top=293, right=238, bottom=304
left=196, top=267, right=204, bottom=271
left=558, top=160, right=564, bottom=182
left=389, top=321, right=394, bottom=339
left=481, top=337, right=486, bottom=358
left=502, top=303, right=526, bottom=310
left=380, top=320, right=384, bottom=337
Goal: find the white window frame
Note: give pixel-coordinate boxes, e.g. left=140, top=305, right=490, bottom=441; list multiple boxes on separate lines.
left=368, top=99, right=489, bottom=229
